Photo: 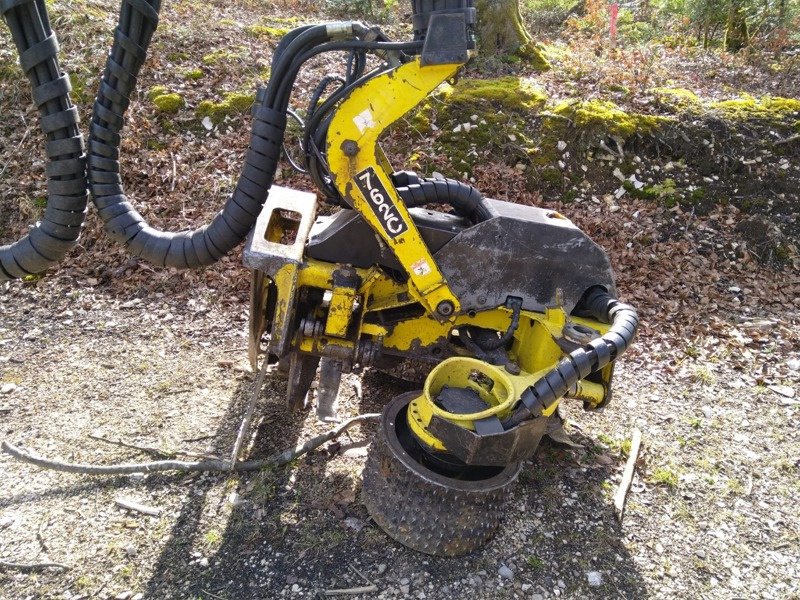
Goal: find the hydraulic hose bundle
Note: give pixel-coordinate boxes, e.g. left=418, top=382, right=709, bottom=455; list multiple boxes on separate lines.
left=87, top=0, right=291, bottom=269
left=0, top=0, right=88, bottom=282
left=504, top=287, right=639, bottom=428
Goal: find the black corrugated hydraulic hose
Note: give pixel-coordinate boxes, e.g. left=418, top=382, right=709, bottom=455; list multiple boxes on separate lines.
left=503, top=287, right=639, bottom=429
left=393, top=172, right=493, bottom=224
left=87, top=0, right=350, bottom=268
left=0, top=0, right=88, bottom=282
left=88, top=0, right=294, bottom=268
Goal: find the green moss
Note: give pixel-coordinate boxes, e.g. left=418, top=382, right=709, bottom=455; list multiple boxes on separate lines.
left=794, top=120, right=800, bottom=133
left=202, top=48, right=246, bottom=66
left=515, top=42, right=551, bottom=72
left=166, top=51, right=189, bottom=63
left=651, top=87, right=702, bottom=112
left=245, top=25, right=291, bottom=39
left=442, top=77, right=548, bottom=113
left=147, top=85, right=170, bottom=101
left=551, top=99, right=668, bottom=139
left=68, top=71, right=94, bottom=104
left=624, top=178, right=678, bottom=206
left=153, top=93, right=184, bottom=113
left=710, top=94, right=800, bottom=122
left=196, top=92, right=255, bottom=124
left=184, top=68, right=204, bottom=80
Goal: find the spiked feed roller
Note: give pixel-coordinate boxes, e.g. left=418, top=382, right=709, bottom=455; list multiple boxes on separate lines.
left=2, top=0, right=639, bottom=555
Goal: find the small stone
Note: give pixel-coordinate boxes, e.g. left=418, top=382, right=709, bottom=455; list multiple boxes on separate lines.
left=399, top=578, right=410, bottom=586
left=124, top=544, right=138, bottom=558
left=587, top=571, right=602, bottom=587
left=498, top=565, right=514, bottom=580
left=400, top=585, right=410, bottom=595
left=376, top=563, right=387, bottom=575
left=199, top=557, right=209, bottom=568
left=0, top=516, right=14, bottom=529
left=115, top=593, right=133, bottom=600
left=1, top=383, right=17, bottom=394
left=291, top=584, right=301, bottom=593
left=532, top=595, right=544, bottom=600
left=343, top=517, right=365, bottom=532
left=786, top=358, right=800, bottom=371
left=201, top=116, right=213, bottom=130
left=132, top=594, right=144, bottom=600
left=769, top=385, right=795, bottom=399
left=522, top=583, right=531, bottom=592
left=701, top=406, right=712, bottom=419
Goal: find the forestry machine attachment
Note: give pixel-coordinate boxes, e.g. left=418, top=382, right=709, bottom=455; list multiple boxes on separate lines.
left=1, top=0, right=639, bottom=555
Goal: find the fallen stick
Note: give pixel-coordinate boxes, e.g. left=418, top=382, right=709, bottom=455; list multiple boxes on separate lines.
left=0, top=560, right=69, bottom=572
left=613, top=427, right=642, bottom=524
left=115, top=497, right=162, bottom=517
left=324, top=564, right=379, bottom=596
left=1, top=414, right=379, bottom=476
left=230, top=356, right=271, bottom=467
left=323, top=585, right=379, bottom=596
left=775, top=134, right=800, bottom=146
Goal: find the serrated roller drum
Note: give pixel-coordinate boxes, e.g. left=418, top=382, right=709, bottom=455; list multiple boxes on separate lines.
left=362, top=392, right=521, bottom=556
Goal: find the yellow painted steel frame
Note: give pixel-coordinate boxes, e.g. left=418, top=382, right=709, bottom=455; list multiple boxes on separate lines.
left=280, top=258, right=612, bottom=454
left=326, top=58, right=463, bottom=321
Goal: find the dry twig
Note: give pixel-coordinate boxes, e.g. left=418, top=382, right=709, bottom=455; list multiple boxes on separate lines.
left=775, top=134, right=800, bottom=146
left=2, top=414, right=379, bottom=476
left=324, top=564, right=379, bottom=596
left=115, top=497, right=162, bottom=517
left=613, top=427, right=642, bottom=524
left=0, top=560, right=69, bottom=572
left=230, top=356, right=271, bottom=467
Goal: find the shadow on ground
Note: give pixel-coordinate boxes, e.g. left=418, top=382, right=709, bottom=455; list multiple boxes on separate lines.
left=140, top=370, right=648, bottom=599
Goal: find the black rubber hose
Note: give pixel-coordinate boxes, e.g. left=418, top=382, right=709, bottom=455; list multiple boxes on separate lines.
left=395, top=177, right=492, bottom=224
left=0, top=0, right=88, bottom=281
left=86, top=2, right=337, bottom=268
left=503, top=287, right=639, bottom=429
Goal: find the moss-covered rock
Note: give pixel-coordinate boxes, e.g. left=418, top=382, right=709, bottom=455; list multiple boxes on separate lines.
left=196, top=92, right=255, bottom=124
left=153, top=93, right=184, bottom=113
left=710, top=94, right=800, bottom=123
left=651, top=87, right=702, bottom=112
left=441, top=77, right=548, bottom=114
left=550, top=99, right=668, bottom=139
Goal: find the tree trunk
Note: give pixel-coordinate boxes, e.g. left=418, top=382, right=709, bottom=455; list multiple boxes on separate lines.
left=475, top=0, right=550, bottom=70
left=475, top=0, right=531, bottom=53
left=725, top=0, right=749, bottom=52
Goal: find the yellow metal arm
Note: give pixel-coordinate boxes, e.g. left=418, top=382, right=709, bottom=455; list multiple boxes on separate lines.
left=326, top=58, right=463, bottom=321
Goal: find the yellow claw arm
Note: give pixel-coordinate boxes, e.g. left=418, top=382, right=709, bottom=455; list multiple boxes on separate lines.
left=326, top=58, right=462, bottom=321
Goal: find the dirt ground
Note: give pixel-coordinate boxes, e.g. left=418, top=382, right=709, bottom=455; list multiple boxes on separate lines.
left=1, top=266, right=799, bottom=600
left=2, top=0, right=800, bottom=598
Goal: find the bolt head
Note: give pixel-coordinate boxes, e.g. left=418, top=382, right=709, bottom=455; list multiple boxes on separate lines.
left=436, top=301, right=455, bottom=317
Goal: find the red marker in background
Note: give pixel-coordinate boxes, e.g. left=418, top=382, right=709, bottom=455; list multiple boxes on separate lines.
left=610, top=2, right=620, bottom=43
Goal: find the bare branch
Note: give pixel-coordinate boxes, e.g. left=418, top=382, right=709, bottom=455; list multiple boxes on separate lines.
left=230, top=356, right=272, bottom=467
left=2, top=414, right=379, bottom=476
left=613, top=428, right=643, bottom=524
left=115, top=497, right=162, bottom=516
left=0, top=560, right=69, bottom=572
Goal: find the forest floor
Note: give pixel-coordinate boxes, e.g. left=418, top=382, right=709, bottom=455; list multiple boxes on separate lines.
left=1, top=1, right=799, bottom=599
